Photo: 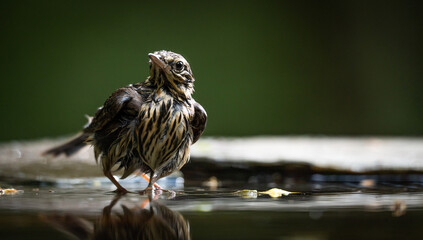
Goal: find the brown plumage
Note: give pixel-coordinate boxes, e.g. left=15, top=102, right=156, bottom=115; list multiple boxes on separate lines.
left=44, top=50, right=207, bottom=193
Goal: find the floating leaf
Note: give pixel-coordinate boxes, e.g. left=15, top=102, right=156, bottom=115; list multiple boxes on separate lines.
left=259, top=188, right=296, bottom=198
left=0, top=187, right=23, bottom=195
left=235, top=188, right=299, bottom=198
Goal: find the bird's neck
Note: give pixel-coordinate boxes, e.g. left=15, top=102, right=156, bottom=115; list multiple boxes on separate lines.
left=164, top=84, right=193, bottom=103
left=144, top=76, right=193, bottom=102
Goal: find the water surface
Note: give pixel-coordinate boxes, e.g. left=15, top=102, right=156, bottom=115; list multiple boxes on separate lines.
left=1, top=177, right=422, bottom=240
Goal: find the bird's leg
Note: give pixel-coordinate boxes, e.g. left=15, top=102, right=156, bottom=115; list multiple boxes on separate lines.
left=146, top=171, right=155, bottom=190
left=138, top=172, right=162, bottom=190
left=104, top=171, right=129, bottom=194
left=138, top=172, right=155, bottom=195
left=149, top=172, right=169, bottom=195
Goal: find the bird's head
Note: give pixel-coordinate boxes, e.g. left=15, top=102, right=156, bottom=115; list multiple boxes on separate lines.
left=147, top=50, right=194, bottom=99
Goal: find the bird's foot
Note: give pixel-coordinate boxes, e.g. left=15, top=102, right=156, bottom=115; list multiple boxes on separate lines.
left=162, top=189, right=176, bottom=199
left=139, top=189, right=176, bottom=200
left=137, top=187, right=156, bottom=196
left=112, top=188, right=130, bottom=195
left=137, top=186, right=174, bottom=197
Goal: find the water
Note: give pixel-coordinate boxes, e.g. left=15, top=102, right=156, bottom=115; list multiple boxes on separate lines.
left=1, top=177, right=423, bottom=240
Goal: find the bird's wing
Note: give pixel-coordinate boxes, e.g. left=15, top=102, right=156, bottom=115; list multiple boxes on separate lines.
left=190, top=101, right=207, bottom=144
left=43, top=85, right=142, bottom=157
left=84, top=85, right=142, bottom=134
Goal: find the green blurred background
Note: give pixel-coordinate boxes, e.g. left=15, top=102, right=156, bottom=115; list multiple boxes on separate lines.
left=1, top=0, right=422, bottom=141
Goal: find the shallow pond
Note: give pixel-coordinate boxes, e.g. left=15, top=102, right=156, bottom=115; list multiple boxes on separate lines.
left=1, top=175, right=423, bottom=240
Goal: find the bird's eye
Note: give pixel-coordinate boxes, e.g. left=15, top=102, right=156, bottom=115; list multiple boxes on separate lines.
left=175, top=61, right=184, bottom=71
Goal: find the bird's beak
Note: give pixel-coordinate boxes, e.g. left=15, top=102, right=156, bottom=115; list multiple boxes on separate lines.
left=148, top=53, right=167, bottom=70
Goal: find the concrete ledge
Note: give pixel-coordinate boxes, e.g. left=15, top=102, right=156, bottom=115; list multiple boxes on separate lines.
left=1, top=136, right=422, bottom=179
left=190, top=137, right=423, bottom=172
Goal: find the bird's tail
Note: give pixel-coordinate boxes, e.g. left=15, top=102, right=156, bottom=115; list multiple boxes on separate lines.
left=42, top=133, right=90, bottom=157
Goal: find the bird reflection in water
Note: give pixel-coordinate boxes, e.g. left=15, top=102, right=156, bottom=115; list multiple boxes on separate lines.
left=42, top=194, right=190, bottom=240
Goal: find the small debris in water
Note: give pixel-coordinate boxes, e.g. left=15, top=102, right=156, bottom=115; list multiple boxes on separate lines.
left=391, top=200, right=407, bottom=217
left=202, top=176, right=219, bottom=191
left=360, top=179, right=376, bottom=188
left=235, top=190, right=258, bottom=199
left=0, top=187, right=23, bottom=195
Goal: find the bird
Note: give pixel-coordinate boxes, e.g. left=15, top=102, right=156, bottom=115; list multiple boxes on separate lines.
left=43, top=50, right=207, bottom=194
left=41, top=195, right=191, bottom=240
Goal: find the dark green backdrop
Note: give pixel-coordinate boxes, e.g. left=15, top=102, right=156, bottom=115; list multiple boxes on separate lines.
left=1, top=0, right=422, bottom=141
